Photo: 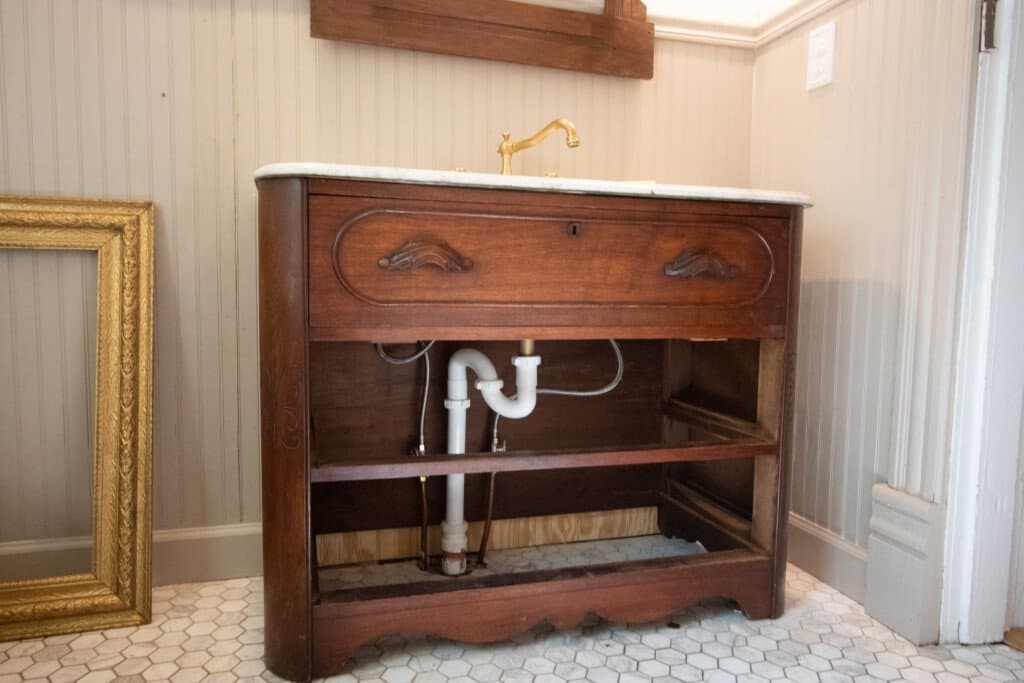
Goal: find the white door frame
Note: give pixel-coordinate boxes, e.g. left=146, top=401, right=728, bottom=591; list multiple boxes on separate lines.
left=942, top=0, right=1024, bottom=644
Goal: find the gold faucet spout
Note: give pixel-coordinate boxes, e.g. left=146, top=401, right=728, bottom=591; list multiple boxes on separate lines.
left=499, top=118, right=580, bottom=175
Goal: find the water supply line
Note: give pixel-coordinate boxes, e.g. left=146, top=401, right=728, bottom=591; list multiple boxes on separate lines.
left=374, top=340, right=434, bottom=456
left=443, top=340, right=540, bottom=575
left=373, top=340, right=435, bottom=569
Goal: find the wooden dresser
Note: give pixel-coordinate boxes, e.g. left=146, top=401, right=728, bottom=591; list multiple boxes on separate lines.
left=256, top=167, right=806, bottom=681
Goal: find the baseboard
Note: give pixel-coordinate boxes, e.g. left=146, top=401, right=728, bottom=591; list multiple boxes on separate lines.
left=787, top=512, right=867, bottom=602
left=152, top=523, right=263, bottom=586
left=867, top=484, right=945, bottom=644
left=0, top=535, right=94, bottom=583
left=0, top=523, right=264, bottom=587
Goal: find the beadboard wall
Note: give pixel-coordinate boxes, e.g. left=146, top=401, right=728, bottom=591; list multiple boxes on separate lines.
left=0, top=0, right=986, bottom=598
left=0, top=251, right=97, bottom=544
left=750, top=0, right=976, bottom=550
left=0, top=0, right=754, bottom=542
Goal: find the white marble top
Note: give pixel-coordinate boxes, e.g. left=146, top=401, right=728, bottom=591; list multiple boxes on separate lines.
left=254, top=163, right=812, bottom=207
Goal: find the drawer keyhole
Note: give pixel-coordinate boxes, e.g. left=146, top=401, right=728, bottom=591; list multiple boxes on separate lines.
left=567, top=222, right=581, bottom=237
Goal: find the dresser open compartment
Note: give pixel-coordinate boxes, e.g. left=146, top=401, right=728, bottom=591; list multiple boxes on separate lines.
left=304, top=336, right=786, bottom=671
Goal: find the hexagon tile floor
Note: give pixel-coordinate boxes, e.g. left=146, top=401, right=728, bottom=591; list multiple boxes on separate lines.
left=1, top=565, right=1021, bottom=683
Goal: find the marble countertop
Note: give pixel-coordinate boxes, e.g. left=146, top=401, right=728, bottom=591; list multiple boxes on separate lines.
left=254, top=163, right=812, bottom=207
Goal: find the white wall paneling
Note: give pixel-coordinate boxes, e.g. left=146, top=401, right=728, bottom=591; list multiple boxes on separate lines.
left=750, top=0, right=978, bottom=609
left=0, top=0, right=755, bottom=568
left=0, top=249, right=97, bottom=550
left=1, top=0, right=989, bottom=602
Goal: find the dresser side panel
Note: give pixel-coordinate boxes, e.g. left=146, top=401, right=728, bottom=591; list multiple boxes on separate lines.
left=258, top=178, right=313, bottom=681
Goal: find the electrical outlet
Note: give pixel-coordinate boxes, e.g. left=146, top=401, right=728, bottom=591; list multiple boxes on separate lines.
left=806, top=20, right=837, bottom=91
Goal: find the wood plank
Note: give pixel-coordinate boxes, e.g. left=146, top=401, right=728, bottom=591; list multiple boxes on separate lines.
left=768, top=210, right=803, bottom=616
left=662, top=398, right=772, bottom=441
left=665, top=480, right=753, bottom=540
left=1005, top=628, right=1024, bottom=653
left=310, top=0, right=653, bottom=79
left=659, top=486, right=755, bottom=553
left=315, top=507, right=659, bottom=565
left=311, top=442, right=776, bottom=483
left=312, top=550, right=771, bottom=673
left=319, top=550, right=752, bottom=604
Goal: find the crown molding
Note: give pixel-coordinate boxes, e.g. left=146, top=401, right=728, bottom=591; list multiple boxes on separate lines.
left=512, top=0, right=849, bottom=50
left=651, top=0, right=849, bottom=49
left=652, top=18, right=760, bottom=48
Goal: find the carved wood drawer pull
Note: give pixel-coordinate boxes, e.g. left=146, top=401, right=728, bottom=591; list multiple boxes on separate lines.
left=378, top=238, right=473, bottom=272
left=663, top=247, right=740, bottom=280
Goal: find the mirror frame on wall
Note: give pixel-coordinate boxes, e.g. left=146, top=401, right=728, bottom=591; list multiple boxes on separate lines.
left=310, top=0, right=654, bottom=79
left=0, top=196, right=154, bottom=641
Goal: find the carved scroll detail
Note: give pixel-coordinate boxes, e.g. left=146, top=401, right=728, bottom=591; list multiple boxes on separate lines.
left=378, top=238, right=473, bottom=273
left=663, top=247, right=740, bottom=280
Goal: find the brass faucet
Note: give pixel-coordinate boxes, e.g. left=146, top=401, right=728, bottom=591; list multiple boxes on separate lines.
left=498, top=118, right=580, bottom=175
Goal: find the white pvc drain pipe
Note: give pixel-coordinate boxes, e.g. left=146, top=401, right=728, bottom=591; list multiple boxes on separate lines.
left=442, top=348, right=540, bottom=575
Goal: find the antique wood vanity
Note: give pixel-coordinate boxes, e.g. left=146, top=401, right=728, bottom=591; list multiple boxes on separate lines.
left=256, top=164, right=808, bottom=681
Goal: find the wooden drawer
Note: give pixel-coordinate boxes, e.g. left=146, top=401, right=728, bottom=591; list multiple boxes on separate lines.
left=308, top=189, right=793, bottom=339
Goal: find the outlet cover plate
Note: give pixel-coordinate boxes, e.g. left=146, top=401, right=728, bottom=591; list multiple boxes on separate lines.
left=806, top=20, right=837, bottom=91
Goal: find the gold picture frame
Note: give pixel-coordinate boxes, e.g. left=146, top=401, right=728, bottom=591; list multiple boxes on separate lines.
left=0, top=196, right=153, bottom=640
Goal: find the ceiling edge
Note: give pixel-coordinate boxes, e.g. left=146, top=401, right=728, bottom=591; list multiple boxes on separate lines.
left=652, top=0, right=848, bottom=50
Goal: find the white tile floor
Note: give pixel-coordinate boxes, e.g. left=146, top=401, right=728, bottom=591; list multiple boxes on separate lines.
left=0, top=565, right=1021, bottom=683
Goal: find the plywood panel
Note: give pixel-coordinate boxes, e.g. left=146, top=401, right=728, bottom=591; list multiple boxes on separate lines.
left=316, top=507, right=659, bottom=566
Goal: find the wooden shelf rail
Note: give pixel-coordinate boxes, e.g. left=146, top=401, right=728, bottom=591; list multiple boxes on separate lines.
left=661, top=398, right=772, bottom=441
left=311, top=440, right=776, bottom=483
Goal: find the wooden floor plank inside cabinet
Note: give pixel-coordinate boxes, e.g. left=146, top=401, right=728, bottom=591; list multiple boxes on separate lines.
left=256, top=168, right=805, bottom=681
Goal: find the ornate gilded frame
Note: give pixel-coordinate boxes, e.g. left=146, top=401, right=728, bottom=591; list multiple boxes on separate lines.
left=0, top=196, right=153, bottom=640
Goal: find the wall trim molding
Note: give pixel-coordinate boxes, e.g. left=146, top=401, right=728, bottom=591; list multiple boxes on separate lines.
left=787, top=513, right=867, bottom=603
left=151, top=523, right=263, bottom=586
left=154, top=522, right=262, bottom=543
left=651, top=0, right=849, bottom=49
left=0, top=523, right=264, bottom=586
left=867, top=484, right=944, bottom=644
left=943, top=0, right=1024, bottom=644
left=0, top=535, right=93, bottom=555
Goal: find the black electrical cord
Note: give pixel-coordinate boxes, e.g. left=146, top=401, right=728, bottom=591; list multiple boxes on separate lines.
left=476, top=472, right=497, bottom=569
left=418, top=475, right=429, bottom=571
